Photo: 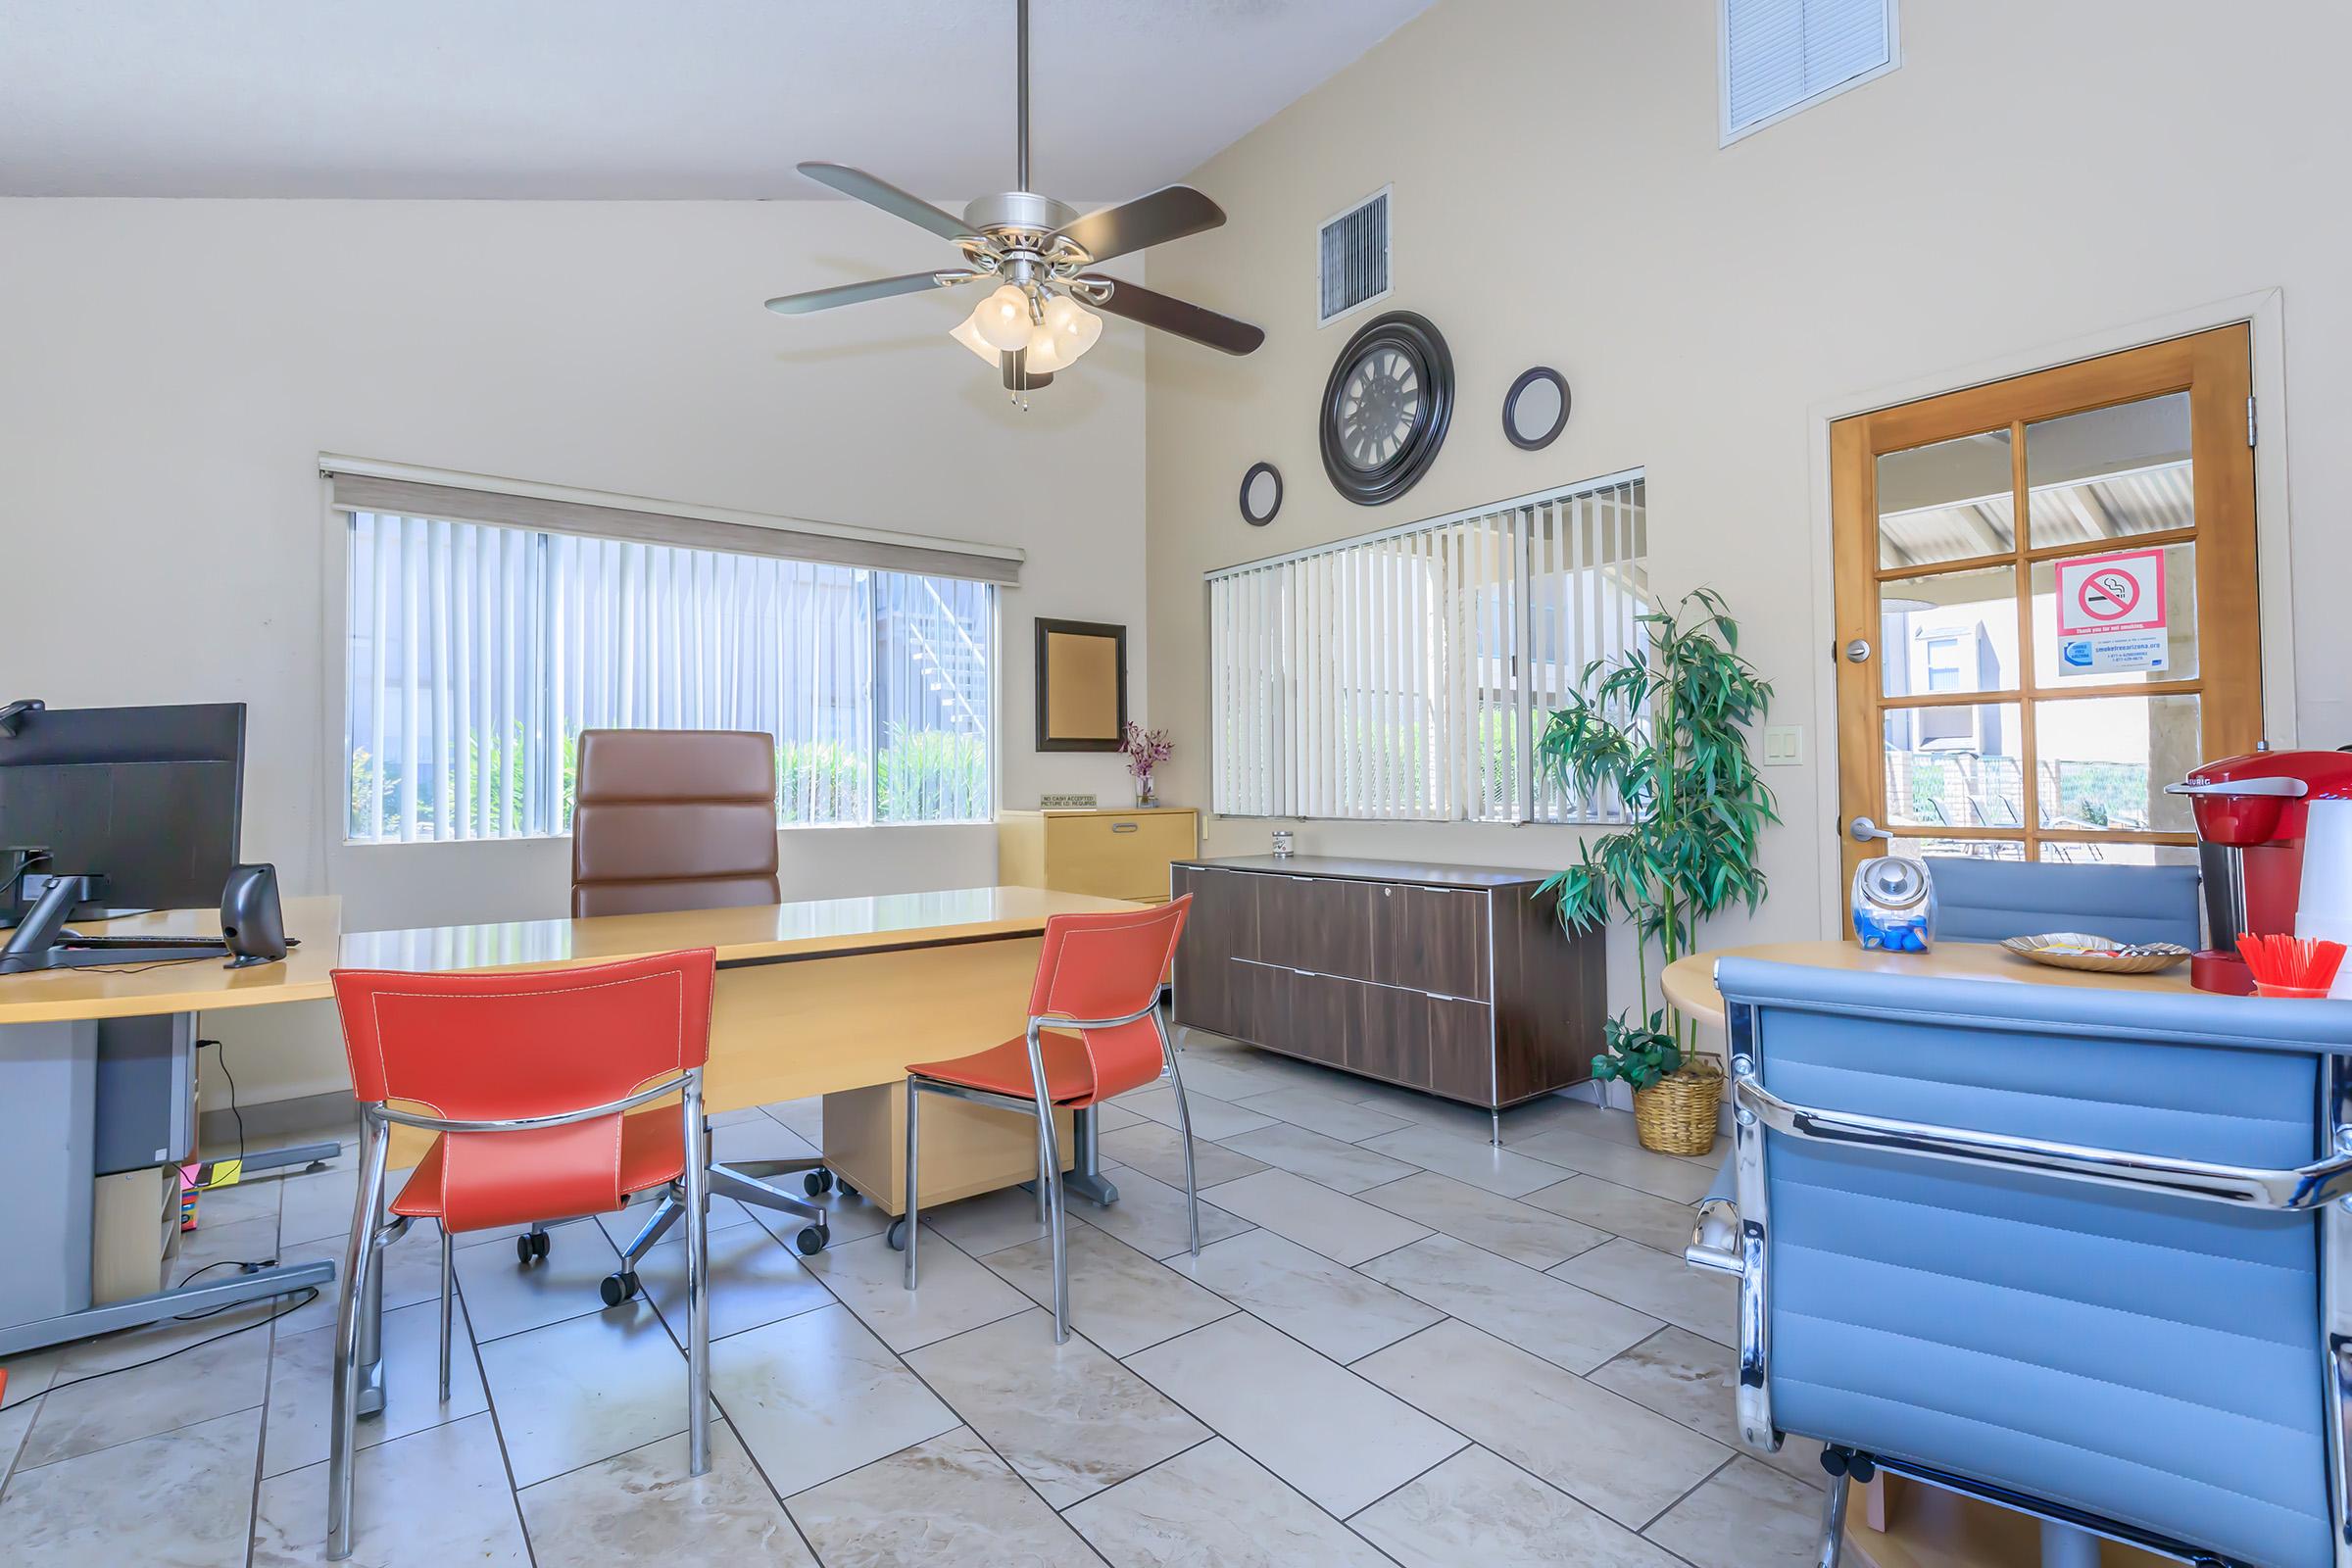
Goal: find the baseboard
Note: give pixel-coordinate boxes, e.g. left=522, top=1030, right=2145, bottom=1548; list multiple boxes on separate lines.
left=200, top=1089, right=355, bottom=1152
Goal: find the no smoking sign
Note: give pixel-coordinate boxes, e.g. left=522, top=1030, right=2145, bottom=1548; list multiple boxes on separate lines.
left=2055, top=548, right=2166, bottom=635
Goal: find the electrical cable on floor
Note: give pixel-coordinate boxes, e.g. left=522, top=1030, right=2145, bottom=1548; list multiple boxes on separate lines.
left=24, top=1285, right=322, bottom=1399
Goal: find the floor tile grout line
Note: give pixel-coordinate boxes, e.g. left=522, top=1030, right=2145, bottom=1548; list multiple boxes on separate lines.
left=449, top=1250, right=549, bottom=1568
left=1062, top=1427, right=1414, bottom=1568
left=240, top=1266, right=280, bottom=1568
left=622, top=1261, right=832, bottom=1568
left=1636, top=1448, right=1741, bottom=1538
left=845, top=1307, right=1122, bottom=1568
left=1109, top=1300, right=1476, bottom=1514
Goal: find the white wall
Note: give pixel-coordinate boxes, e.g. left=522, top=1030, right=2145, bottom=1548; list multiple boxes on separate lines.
left=0, top=198, right=1151, bottom=1102
left=1143, top=0, right=2352, bottom=1017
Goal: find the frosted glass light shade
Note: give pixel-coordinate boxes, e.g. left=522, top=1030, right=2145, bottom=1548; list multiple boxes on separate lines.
left=1024, top=295, right=1102, bottom=373
left=949, top=310, right=1002, bottom=366
left=972, top=284, right=1034, bottom=352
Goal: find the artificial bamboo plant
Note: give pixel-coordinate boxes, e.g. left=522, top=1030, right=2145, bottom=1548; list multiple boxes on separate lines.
left=1536, top=588, right=1778, bottom=1089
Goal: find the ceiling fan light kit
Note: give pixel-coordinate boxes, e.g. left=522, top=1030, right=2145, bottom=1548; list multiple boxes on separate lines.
left=764, top=0, right=1263, bottom=400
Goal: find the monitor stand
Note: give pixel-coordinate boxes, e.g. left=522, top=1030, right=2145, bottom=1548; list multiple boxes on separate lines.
left=0, top=874, right=226, bottom=975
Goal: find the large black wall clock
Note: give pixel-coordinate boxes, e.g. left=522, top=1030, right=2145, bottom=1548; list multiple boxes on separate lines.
left=1320, top=310, right=1453, bottom=506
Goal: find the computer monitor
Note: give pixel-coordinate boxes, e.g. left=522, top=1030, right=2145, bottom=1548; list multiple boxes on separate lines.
left=0, top=700, right=246, bottom=920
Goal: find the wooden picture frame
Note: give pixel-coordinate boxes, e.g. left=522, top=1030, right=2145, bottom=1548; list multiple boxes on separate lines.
left=1034, top=618, right=1128, bottom=753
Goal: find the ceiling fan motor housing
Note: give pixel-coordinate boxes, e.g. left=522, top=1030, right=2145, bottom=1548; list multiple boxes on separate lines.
left=963, top=190, right=1083, bottom=240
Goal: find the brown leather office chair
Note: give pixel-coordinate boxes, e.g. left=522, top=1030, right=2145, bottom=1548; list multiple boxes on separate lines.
left=571, top=728, right=783, bottom=918
left=554, top=729, right=838, bottom=1303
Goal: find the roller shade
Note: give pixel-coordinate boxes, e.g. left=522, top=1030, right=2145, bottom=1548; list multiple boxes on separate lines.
left=325, top=466, right=1023, bottom=586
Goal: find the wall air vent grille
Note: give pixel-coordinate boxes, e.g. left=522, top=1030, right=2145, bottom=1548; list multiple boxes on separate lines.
left=1318, top=189, right=1391, bottom=326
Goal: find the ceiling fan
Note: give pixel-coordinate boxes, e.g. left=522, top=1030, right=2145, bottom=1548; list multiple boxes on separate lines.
left=763, top=0, right=1264, bottom=393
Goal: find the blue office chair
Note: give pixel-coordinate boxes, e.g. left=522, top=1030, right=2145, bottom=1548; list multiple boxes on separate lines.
left=1923, top=855, right=2201, bottom=949
left=1688, top=957, right=2352, bottom=1568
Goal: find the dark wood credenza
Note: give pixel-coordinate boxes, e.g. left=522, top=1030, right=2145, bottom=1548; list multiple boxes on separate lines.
left=1169, top=856, right=1604, bottom=1126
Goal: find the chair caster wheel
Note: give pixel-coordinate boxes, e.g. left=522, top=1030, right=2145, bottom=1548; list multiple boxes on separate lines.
left=515, top=1230, right=551, bottom=1265
left=600, top=1270, right=640, bottom=1307
left=886, top=1217, right=908, bottom=1251
left=796, top=1223, right=830, bottom=1255
left=804, top=1168, right=836, bottom=1197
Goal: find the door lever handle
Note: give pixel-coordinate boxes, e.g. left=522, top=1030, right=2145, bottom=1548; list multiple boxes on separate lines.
left=1848, top=815, right=1894, bottom=844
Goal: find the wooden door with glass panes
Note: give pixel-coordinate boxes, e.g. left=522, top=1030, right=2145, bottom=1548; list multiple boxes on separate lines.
left=1831, top=325, right=2261, bottom=890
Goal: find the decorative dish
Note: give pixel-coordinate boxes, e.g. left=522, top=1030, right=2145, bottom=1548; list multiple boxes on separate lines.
left=2000, top=932, right=2192, bottom=974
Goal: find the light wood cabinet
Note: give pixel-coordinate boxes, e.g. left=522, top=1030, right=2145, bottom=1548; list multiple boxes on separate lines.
left=996, top=807, right=1200, bottom=905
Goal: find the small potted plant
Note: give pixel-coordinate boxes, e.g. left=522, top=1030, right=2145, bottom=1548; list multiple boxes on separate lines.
left=1537, top=589, right=1777, bottom=1156
left=1120, top=722, right=1172, bottom=808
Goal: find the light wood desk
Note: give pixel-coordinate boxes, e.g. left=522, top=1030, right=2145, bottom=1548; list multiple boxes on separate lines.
left=1662, top=937, right=2194, bottom=1031
left=0, top=885, right=1141, bottom=1369
left=1663, top=939, right=2183, bottom=1568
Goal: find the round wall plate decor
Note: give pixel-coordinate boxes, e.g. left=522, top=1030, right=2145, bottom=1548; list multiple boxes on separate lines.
left=1502, top=366, right=1571, bottom=451
left=1239, top=462, right=1283, bottom=526
left=1320, top=311, right=1454, bottom=506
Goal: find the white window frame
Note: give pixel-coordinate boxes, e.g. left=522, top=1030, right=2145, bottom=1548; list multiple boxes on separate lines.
left=1315, top=184, right=1395, bottom=329
left=1719, top=0, right=1901, bottom=146
left=318, top=466, right=1008, bottom=847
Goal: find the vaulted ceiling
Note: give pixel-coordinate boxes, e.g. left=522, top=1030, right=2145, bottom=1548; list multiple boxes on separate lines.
left=0, top=0, right=1436, bottom=201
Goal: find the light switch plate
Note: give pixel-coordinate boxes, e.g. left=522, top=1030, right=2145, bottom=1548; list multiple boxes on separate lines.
left=1762, top=725, right=1803, bottom=767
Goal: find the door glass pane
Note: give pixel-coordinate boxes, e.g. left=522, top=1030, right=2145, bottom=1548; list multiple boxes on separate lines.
left=2029, top=541, right=2197, bottom=688
left=2035, top=840, right=2198, bottom=867
left=1884, top=703, right=2025, bottom=829
left=2034, top=694, right=2199, bottom=833
left=2026, top=392, right=2192, bottom=549
left=1909, top=837, right=2026, bottom=861
left=1877, top=431, right=2015, bottom=568
left=1880, top=564, right=2018, bottom=699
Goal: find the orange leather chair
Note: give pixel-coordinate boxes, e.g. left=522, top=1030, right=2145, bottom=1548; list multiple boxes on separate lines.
left=564, top=729, right=835, bottom=1306
left=902, top=898, right=1193, bottom=1343
left=323, top=950, right=719, bottom=1562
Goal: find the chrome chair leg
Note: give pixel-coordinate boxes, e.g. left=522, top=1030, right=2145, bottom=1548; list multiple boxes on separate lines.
left=682, top=1076, right=711, bottom=1478
left=1034, top=1094, right=1069, bottom=1343
left=902, top=1078, right=921, bottom=1291
left=1157, top=1018, right=1201, bottom=1256
left=618, top=1185, right=685, bottom=1267
left=436, top=1225, right=455, bottom=1402
left=1816, top=1473, right=1850, bottom=1568
left=327, top=1122, right=391, bottom=1562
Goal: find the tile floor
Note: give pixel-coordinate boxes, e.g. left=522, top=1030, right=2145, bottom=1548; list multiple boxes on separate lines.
left=0, top=1026, right=1825, bottom=1567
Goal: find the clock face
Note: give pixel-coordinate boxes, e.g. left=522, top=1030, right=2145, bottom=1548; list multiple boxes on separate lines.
left=1337, top=345, right=1424, bottom=470
left=1320, top=312, right=1453, bottom=506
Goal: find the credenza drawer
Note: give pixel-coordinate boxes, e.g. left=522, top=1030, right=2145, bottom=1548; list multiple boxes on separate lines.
left=1238, top=962, right=1353, bottom=1070
left=1251, top=873, right=1374, bottom=977
left=1370, top=883, right=1489, bottom=1000
left=1045, top=811, right=1199, bottom=900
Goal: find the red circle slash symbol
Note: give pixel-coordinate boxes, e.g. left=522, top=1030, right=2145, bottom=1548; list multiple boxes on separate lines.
left=2080, top=568, right=2138, bottom=622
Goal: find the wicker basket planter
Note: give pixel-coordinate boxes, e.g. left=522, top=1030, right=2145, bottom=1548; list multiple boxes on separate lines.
left=1634, top=1062, right=1723, bottom=1156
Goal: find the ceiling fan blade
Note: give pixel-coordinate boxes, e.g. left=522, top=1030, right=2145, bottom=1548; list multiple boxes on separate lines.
left=1054, top=185, right=1225, bottom=264
left=1085, top=278, right=1264, bottom=356
left=764, top=271, right=956, bottom=315
left=796, top=162, right=974, bottom=242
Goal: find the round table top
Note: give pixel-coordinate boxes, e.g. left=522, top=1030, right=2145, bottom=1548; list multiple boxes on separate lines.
left=1661, top=938, right=2198, bottom=1029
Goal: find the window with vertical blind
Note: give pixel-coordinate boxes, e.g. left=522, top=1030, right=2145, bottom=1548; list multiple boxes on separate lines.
left=1721, top=0, right=1897, bottom=143
left=1207, top=472, right=1647, bottom=823
left=337, top=486, right=1002, bottom=844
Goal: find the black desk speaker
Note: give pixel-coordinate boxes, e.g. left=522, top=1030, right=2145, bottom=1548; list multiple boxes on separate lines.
left=220, top=863, right=288, bottom=967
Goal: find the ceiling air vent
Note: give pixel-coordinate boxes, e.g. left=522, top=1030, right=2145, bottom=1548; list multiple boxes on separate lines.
left=1318, top=188, right=1391, bottom=326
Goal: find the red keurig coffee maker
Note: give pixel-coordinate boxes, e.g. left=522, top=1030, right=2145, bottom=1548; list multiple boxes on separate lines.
left=2168, top=748, right=2352, bottom=994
